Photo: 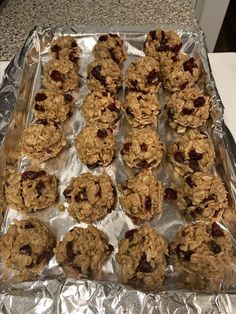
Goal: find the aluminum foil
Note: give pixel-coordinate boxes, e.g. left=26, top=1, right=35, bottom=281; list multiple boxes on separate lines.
left=0, top=25, right=236, bottom=313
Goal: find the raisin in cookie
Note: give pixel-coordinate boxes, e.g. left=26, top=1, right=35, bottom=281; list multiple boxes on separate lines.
left=55, top=225, right=113, bottom=279
left=171, top=222, right=234, bottom=290
left=178, top=172, right=228, bottom=221
left=0, top=218, right=55, bottom=281
left=170, top=130, right=215, bottom=174
left=20, top=120, right=66, bottom=163
left=82, top=90, right=121, bottom=128
left=5, top=167, right=58, bottom=213
left=123, top=91, right=160, bottom=128
left=50, top=35, right=81, bottom=65
left=167, top=87, right=210, bottom=132
left=121, top=128, right=165, bottom=169
left=63, top=172, right=116, bottom=223
left=33, top=90, right=74, bottom=122
left=75, top=125, right=115, bottom=168
left=116, top=225, right=168, bottom=291
left=93, top=34, right=127, bottom=66
left=125, top=56, right=161, bottom=93
left=119, top=170, right=163, bottom=223
left=144, top=30, right=182, bottom=60
left=162, top=54, right=201, bottom=92
left=87, top=59, right=122, bottom=94
left=43, top=59, right=79, bottom=92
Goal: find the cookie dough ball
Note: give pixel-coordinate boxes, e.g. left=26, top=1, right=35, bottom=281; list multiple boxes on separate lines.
left=0, top=218, right=55, bottom=281
left=171, top=222, right=233, bottom=290
left=50, top=35, right=81, bottom=65
left=119, top=170, right=163, bottom=222
left=43, top=59, right=79, bottom=92
left=121, top=128, right=165, bottom=169
left=82, top=90, right=121, bottom=128
left=63, top=172, right=116, bottom=223
left=20, top=120, right=66, bottom=163
left=116, top=225, right=168, bottom=291
left=75, top=125, right=115, bottom=168
left=167, top=87, right=210, bottom=131
left=125, top=56, right=161, bottom=93
left=93, top=34, right=127, bottom=66
left=178, top=172, right=228, bottom=221
left=87, top=59, right=122, bottom=94
left=55, top=225, right=113, bottom=279
left=144, top=30, right=182, bottom=60
left=170, top=130, right=215, bottom=174
left=5, top=167, right=58, bottom=213
left=123, top=91, right=160, bottom=128
left=33, top=90, right=74, bottom=122
left=162, top=54, right=201, bottom=91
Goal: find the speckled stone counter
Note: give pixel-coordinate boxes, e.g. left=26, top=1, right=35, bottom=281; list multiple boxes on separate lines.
left=0, top=0, right=198, bottom=60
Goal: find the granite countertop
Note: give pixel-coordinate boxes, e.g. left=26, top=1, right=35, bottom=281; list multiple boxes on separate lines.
left=0, top=0, right=198, bottom=61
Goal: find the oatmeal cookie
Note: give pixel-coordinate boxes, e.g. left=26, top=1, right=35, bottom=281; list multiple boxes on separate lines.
left=116, top=225, right=168, bottom=291
left=121, top=128, right=165, bottom=169
left=63, top=172, right=116, bottom=223
left=167, top=87, right=210, bottom=131
left=33, top=90, right=74, bottom=122
left=75, top=125, right=115, bottom=168
left=93, top=33, right=127, bottom=66
left=43, top=59, right=79, bottom=92
left=5, top=167, right=58, bottom=213
left=170, top=130, right=215, bottom=174
left=171, top=221, right=234, bottom=290
left=162, top=54, right=201, bottom=91
left=82, top=90, right=121, bottom=128
left=144, top=30, right=182, bottom=60
left=50, top=35, right=81, bottom=65
left=125, top=56, right=161, bottom=93
left=20, top=120, right=66, bottom=163
left=0, top=218, right=55, bottom=281
left=87, top=59, right=122, bottom=94
left=55, top=225, right=113, bottom=279
left=123, top=91, right=160, bottom=128
left=119, top=170, right=163, bottom=222
left=178, top=172, right=228, bottom=221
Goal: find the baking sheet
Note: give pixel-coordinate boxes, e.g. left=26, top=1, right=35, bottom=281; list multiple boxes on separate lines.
left=0, top=25, right=236, bottom=313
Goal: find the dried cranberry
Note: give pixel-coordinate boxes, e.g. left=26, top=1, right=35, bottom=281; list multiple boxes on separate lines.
left=180, top=81, right=188, bottom=90
left=69, top=52, right=79, bottom=64
left=167, top=109, right=173, bottom=119
left=185, top=176, right=196, bottom=188
left=64, top=93, right=73, bottom=102
left=146, top=70, right=159, bottom=84
left=107, top=244, right=114, bottom=253
left=189, top=159, right=200, bottom=171
left=36, top=252, right=52, bottom=264
left=171, top=55, right=179, bottom=62
left=140, top=143, right=148, bottom=152
left=137, top=95, right=143, bottom=101
left=183, top=57, right=197, bottom=75
left=149, top=30, right=157, bottom=40
left=183, top=250, right=193, bottom=261
left=63, top=187, right=72, bottom=199
left=164, top=188, right=177, bottom=200
left=125, top=229, right=137, bottom=240
left=91, top=65, right=106, bottom=85
left=210, top=240, right=221, bottom=254
left=182, top=108, right=194, bottom=115
left=184, top=197, right=192, bottom=207
left=109, top=48, right=120, bottom=64
left=193, top=96, right=205, bottom=107
left=123, top=142, right=132, bottom=151
left=35, top=180, right=45, bottom=197
left=145, top=196, right=152, bottom=210
left=174, top=151, right=184, bottom=163
left=99, top=35, right=108, bottom=41
left=71, top=40, right=77, bottom=48
left=195, top=206, right=203, bottom=214
left=157, top=31, right=168, bottom=52
left=172, top=43, right=182, bottom=53
left=21, top=170, right=46, bottom=181
left=38, top=119, right=48, bottom=125
left=24, top=222, right=35, bottom=229
left=51, top=44, right=60, bottom=52
left=188, top=150, right=203, bottom=160
left=136, top=254, right=153, bottom=273
left=204, top=194, right=216, bottom=202
left=128, top=276, right=143, bottom=287
left=126, top=107, right=134, bottom=117
left=34, top=104, right=45, bottom=112
left=66, top=241, right=75, bottom=260
left=108, top=102, right=119, bottom=113
left=75, top=188, right=87, bottom=202
left=50, top=70, right=64, bottom=82
left=19, top=244, right=32, bottom=255
left=130, top=80, right=138, bottom=87
left=211, top=222, right=224, bottom=238
left=176, top=245, right=193, bottom=261
left=35, top=93, right=47, bottom=101
left=97, top=128, right=108, bottom=138
left=137, top=160, right=149, bottom=169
